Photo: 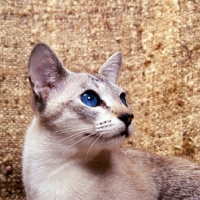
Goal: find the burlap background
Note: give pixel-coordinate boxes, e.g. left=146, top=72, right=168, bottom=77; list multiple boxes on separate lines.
left=1, top=0, right=200, bottom=199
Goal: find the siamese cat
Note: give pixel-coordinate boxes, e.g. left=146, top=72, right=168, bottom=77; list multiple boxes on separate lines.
left=22, top=43, right=200, bottom=200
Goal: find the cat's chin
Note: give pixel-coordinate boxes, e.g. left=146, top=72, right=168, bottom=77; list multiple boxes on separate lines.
left=120, top=130, right=130, bottom=138
left=84, top=131, right=130, bottom=151
left=104, top=130, right=130, bottom=139
left=84, top=130, right=130, bottom=140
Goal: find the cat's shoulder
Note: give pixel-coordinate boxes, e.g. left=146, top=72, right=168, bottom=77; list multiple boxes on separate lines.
left=113, top=147, right=157, bottom=162
left=113, top=147, right=200, bottom=169
left=110, top=147, right=159, bottom=170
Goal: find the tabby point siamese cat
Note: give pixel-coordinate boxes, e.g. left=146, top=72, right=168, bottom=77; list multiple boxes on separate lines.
left=23, top=43, right=200, bottom=200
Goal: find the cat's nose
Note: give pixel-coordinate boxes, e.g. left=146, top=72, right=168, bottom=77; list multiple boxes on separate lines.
left=118, top=113, right=134, bottom=127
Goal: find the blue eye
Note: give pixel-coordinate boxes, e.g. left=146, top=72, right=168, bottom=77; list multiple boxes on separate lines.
left=120, top=93, right=127, bottom=107
left=81, top=90, right=100, bottom=107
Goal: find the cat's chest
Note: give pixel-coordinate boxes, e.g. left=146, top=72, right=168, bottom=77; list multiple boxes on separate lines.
left=29, top=160, right=97, bottom=199
left=24, top=150, right=158, bottom=200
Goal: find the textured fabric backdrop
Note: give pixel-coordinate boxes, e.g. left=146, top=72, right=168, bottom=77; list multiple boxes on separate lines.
left=1, top=0, right=200, bottom=199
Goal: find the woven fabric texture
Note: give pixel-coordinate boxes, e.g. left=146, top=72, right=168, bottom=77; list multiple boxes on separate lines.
left=1, top=0, right=200, bottom=199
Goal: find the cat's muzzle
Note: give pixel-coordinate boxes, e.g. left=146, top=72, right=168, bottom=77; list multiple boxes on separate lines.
left=118, top=113, right=134, bottom=128
left=118, top=113, right=134, bottom=138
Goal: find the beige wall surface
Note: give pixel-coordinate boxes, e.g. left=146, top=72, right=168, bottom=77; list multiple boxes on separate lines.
left=0, top=0, right=200, bottom=199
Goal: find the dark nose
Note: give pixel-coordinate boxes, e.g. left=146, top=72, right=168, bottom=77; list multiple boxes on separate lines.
left=118, top=113, right=134, bottom=127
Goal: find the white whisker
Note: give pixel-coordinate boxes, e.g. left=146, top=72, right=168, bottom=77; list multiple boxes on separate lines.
left=61, top=132, right=97, bottom=156
left=46, top=127, right=94, bottom=145
left=86, top=134, right=102, bottom=163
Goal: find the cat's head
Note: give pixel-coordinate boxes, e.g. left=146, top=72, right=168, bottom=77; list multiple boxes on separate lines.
left=28, top=43, right=133, bottom=154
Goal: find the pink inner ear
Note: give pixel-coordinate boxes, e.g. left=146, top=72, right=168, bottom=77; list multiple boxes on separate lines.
left=29, top=60, right=47, bottom=88
left=40, top=87, right=50, bottom=102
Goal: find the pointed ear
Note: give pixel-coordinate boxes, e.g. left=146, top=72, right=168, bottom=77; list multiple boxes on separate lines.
left=98, top=52, right=122, bottom=84
left=28, top=43, right=69, bottom=112
left=28, top=43, right=68, bottom=91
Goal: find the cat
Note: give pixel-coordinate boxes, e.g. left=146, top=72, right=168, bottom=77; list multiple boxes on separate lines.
left=22, top=43, right=200, bottom=200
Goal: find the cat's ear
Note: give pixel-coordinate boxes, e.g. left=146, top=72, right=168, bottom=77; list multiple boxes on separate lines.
left=98, top=52, right=122, bottom=84
left=28, top=43, right=69, bottom=111
left=28, top=43, right=68, bottom=91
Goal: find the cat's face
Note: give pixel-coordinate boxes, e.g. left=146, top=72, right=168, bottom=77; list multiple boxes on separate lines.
left=28, top=43, right=133, bottom=153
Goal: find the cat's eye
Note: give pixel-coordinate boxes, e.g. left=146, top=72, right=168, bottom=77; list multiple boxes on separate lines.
left=81, top=90, right=100, bottom=107
left=120, top=93, right=128, bottom=107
